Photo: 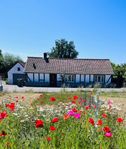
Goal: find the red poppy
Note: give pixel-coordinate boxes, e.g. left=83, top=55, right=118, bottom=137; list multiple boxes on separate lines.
left=35, top=119, right=44, bottom=128
left=72, top=108, right=78, bottom=113
left=0, top=131, right=7, bottom=137
left=72, top=101, right=76, bottom=104
left=85, top=105, right=90, bottom=110
left=97, top=119, right=103, bottom=126
left=50, top=126, right=56, bottom=131
left=102, top=113, right=107, bottom=118
left=0, top=111, right=8, bottom=120
left=89, top=118, right=95, bottom=125
left=63, top=114, right=70, bottom=120
left=47, top=137, right=52, bottom=141
left=51, top=117, right=59, bottom=123
left=117, top=117, right=124, bottom=123
left=73, top=95, right=78, bottom=100
left=50, top=97, right=56, bottom=102
left=103, top=126, right=111, bottom=132
left=6, top=103, right=15, bottom=111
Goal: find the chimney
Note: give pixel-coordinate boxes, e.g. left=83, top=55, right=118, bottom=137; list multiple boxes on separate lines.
left=43, top=52, right=49, bottom=63
left=33, top=63, right=36, bottom=69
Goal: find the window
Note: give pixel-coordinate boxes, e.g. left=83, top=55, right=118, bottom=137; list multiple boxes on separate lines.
left=17, top=67, right=20, bottom=71
left=65, top=74, right=75, bottom=82
left=94, top=75, right=104, bottom=83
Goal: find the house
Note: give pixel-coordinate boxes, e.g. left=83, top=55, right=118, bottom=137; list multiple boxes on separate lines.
left=7, top=62, right=25, bottom=84
left=7, top=53, right=114, bottom=87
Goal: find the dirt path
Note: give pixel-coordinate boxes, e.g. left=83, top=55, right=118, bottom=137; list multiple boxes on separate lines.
left=100, top=96, right=126, bottom=117
left=0, top=92, right=41, bottom=105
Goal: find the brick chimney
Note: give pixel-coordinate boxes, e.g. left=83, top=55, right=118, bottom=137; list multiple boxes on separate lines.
left=43, top=52, right=49, bottom=63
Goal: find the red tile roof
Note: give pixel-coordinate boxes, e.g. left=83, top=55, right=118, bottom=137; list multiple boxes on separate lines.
left=25, top=57, right=114, bottom=75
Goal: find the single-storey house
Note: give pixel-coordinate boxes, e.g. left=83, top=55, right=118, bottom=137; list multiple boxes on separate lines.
left=8, top=53, right=114, bottom=87
left=8, top=62, right=25, bottom=85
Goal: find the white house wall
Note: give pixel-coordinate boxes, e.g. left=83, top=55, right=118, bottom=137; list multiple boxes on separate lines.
left=57, top=74, right=61, bottom=81
left=76, top=74, right=80, bottom=83
left=86, top=75, right=89, bottom=83
left=27, top=73, right=33, bottom=82
left=105, top=75, right=111, bottom=84
left=34, top=73, right=39, bottom=82
left=81, top=75, right=84, bottom=82
left=45, top=74, right=49, bottom=82
left=8, top=63, right=24, bottom=84
left=90, top=75, right=93, bottom=82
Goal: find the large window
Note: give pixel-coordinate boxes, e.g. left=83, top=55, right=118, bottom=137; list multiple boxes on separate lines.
left=94, top=75, right=104, bottom=83
left=65, top=74, right=75, bottom=82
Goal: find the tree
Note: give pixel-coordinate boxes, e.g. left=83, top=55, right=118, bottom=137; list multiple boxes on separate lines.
left=0, top=49, right=4, bottom=71
left=0, top=49, right=23, bottom=77
left=112, top=63, right=126, bottom=87
left=49, top=39, right=78, bottom=58
left=3, top=53, right=23, bottom=75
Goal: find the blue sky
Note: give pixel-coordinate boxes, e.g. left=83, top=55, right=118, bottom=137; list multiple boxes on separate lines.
left=0, top=0, right=126, bottom=64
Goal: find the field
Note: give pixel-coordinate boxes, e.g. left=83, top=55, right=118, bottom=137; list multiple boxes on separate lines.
left=0, top=90, right=126, bottom=149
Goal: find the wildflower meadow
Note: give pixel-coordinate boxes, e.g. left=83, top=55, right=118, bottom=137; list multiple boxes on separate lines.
left=0, top=91, right=126, bottom=149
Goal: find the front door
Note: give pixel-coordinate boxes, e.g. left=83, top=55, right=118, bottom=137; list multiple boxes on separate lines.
left=50, top=74, right=57, bottom=87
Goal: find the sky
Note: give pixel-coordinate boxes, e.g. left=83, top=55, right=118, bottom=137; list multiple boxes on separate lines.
left=0, top=0, right=126, bottom=64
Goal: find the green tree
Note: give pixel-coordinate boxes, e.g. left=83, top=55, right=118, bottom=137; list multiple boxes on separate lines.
left=0, top=49, right=4, bottom=71
left=112, top=63, right=126, bottom=87
left=49, top=39, right=78, bottom=58
left=3, top=53, right=23, bottom=74
left=0, top=50, right=23, bottom=77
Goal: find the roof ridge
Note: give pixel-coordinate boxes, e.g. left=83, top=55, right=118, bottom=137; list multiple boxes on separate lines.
left=27, top=56, right=110, bottom=61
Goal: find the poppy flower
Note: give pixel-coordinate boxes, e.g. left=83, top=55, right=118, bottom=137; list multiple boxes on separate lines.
left=89, top=118, right=95, bottom=126
left=72, top=108, right=78, bottom=112
left=0, top=131, right=7, bottom=137
left=35, top=119, right=44, bottom=128
left=68, top=110, right=75, bottom=116
left=85, top=105, right=90, bottom=110
left=50, top=97, right=56, bottom=102
left=6, top=103, right=15, bottom=111
left=102, top=113, right=107, bottom=118
left=0, top=111, right=8, bottom=120
left=51, top=117, right=59, bottom=123
left=97, top=119, right=103, bottom=126
left=47, top=137, right=52, bottom=141
left=117, top=117, right=124, bottom=123
left=72, top=101, right=76, bottom=104
left=63, top=114, right=70, bottom=120
left=74, top=113, right=81, bottom=119
left=103, top=126, right=111, bottom=132
left=73, top=95, right=78, bottom=100
left=50, top=126, right=56, bottom=131
left=105, top=132, right=112, bottom=138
